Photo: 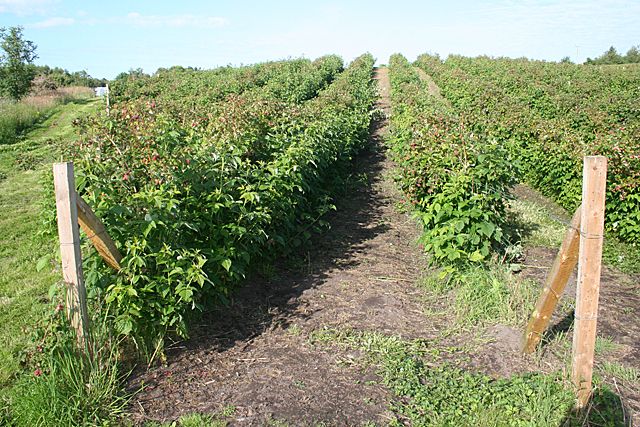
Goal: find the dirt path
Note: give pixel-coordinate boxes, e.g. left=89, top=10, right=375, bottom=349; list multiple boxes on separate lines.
left=127, top=68, right=433, bottom=426
left=413, top=67, right=450, bottom=106
left=128, top=68, right=640, bottom=425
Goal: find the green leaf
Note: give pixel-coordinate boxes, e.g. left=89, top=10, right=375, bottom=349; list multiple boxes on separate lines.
left=36, top=254, right=52, bottom=272
left=469, top=251, right=484, bottom=262
left=221, top=259, right=232, bottom=272
left=479, top=221, right=495, bottom=237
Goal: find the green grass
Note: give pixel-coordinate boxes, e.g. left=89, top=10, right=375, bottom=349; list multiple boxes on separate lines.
left=594, top=336, right=622, bottom=356
left=0, top=99, right=100, bottom=396
left=142, top=406, right=237, bottom=427
left=508, top=198, right=565, bottom=248
left=602, top=238, right=640, bottom=274
left=311, top=328, right=627, bottom=426
left=509, top=190, right=640, bottom=274
left=421, top=265, right=538, bottom=329
left=6, top=309, right=129, bottom=426
left=0, top=88, right=94, bottom=146
left=598, top=361, right=640, bottom=385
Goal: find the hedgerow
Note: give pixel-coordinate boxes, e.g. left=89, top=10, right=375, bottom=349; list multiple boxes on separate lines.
left=61, top=54, right=375, bottom=350
left=387, top=54, right=516, bottom=267
left=416, top=55, right=640, bottom=244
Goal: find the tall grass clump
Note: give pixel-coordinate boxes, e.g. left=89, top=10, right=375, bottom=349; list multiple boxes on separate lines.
left=7, top=309, right=129, bottom=426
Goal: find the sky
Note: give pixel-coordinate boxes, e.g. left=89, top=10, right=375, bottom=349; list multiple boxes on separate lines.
left=1, top=0, right=639, bottom=79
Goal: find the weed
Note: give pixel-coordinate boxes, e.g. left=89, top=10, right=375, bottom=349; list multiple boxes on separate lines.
left=7, top=312, right=129, bottom=426
left=176, top=413, right=226, bottom=427
left=286, top=324, right=302, bottom=336
left=598, top=361, right=640, bottom=385
left=313, top=328, right=626, bottom=426
left=421, top=264, right=538, bottom=328
left=266, top=418, right=289, bottom=427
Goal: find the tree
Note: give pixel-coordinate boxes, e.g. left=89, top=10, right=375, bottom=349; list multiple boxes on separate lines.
left=0, top=26, right=38, bottom=100
left=601, top=46, right=623, bottom=64
left=560, top=56, right=572, bottom=64
left=625, top=45, right=640, bottom=63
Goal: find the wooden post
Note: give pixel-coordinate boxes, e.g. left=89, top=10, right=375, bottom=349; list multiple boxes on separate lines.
left=572, top=156, right=607, bottom=407
left=76, top=194, right=122, bottom=271
left=522, top=205, right=582, bottom=353
left=105, top=83, right=110, bottom=116
left=53, top=162, right=90, bottom=349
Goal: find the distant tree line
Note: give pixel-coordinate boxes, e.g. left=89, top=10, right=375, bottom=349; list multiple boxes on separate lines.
left=112, top=65, right=203, bottom=82
left=33, top=65, right=107, bottom=89
left=585, top=45, right=640, bottom=65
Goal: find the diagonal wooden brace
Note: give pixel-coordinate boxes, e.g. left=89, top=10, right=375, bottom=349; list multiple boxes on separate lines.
left=76, top=194, right=122, bottom=271
left=522, top=205, right=581, bottom=354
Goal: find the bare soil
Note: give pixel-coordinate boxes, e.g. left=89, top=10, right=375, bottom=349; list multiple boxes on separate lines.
left=126, top=69, right=640, bottom=426
left=127, top=68, right=432, bottom=426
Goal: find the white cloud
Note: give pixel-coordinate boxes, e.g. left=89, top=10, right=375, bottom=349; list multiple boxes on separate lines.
left=28, top=16, right=74, bottom=28
left=126, top=12, right=227, bottom=29
left=0, top=0, right=56, bottom=15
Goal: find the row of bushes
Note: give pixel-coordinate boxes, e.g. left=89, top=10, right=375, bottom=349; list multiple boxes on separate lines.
left=387, top=54, right=517, bottom=267
left=110, top=55, right=344, bottom=107
left=64, top=54, right=376, bottom=350
left=416, top=55, right=640, bottom=244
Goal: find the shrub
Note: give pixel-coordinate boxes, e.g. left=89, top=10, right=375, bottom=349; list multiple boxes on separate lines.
left=387, top=54, right=516, bottom=266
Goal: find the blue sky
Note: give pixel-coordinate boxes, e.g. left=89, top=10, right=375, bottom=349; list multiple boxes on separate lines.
left=1, top=0, right=639, bottom=79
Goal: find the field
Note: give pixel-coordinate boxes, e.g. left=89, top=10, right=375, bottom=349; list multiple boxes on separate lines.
left=0, top=54, right=639, bottom=426
left=0, top=95, right=100, bottom=399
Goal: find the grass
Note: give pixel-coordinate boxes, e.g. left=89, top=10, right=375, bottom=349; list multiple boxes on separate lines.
left=311, top=328, right=627, bottom=426
left=0, top=87, right=94, bottom=146
left=140, top=406, right=237, bottom=427
left=0, top=98, right=100, bottom=407
left=508, top=198, right=565, bottom=248
left=598, top=361, right=640, bottom=385
left=509, top=189, right=640, bottom=274
left=421, top=264, right=538, bottom=329
left=602, top=238, right=640, bottom=274
left=594, top=336, right=622, bottom=355
left=6, top=307, right=129, bottom=426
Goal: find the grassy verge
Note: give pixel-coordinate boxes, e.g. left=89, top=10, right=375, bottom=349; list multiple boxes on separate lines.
left=311, top=328, right=626, bottom=426
left=0, top=87, right=95, bottom=146
left=0, top=99, right=100, bottom=415
left=6, top=301, right=128, bottom=426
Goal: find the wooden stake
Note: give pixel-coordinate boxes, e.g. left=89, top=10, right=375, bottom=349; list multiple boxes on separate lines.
left=76, top=194, right=122, bottom=271
left=522, top=205, right=582, bottom=354
left=106, top=83, right=110, bottom=116
left=53, top=162, right=90, bottom=349
left=572, top=156, right=607, bottom=407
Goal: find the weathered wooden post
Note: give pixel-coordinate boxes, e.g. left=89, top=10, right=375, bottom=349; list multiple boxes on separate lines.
left=53, top=162, right=90, bottom=349
left=572, top=156, right=607, bottom=407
